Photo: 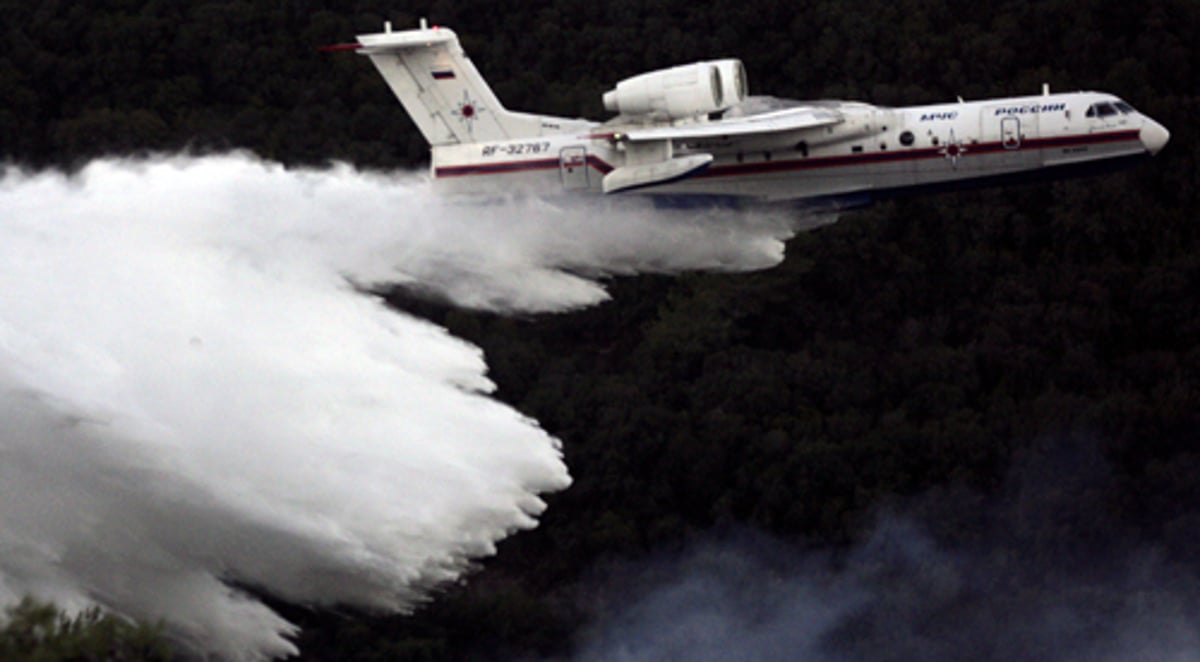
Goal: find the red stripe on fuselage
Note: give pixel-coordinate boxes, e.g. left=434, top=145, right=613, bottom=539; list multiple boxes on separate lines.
left=435, top=155, right=614, bottom=178
left=698, top=129, right=1141, bottom=179
left=436, top=158, right=559, bottom=177
left=431, top=130, right=1140, bottom=180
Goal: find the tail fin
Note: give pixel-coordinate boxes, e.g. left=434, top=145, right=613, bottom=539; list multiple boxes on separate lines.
left=357, top=22, right=550, bottom=145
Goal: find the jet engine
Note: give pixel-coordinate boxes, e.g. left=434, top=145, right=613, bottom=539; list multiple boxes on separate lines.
left=603, top=59, right=747, bottom=120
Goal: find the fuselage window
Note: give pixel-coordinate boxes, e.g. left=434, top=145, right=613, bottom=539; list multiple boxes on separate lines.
left=899, top=130, right=915, bottom=146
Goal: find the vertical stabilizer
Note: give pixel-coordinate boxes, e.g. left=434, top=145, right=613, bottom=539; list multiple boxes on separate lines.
left=358, top=23, right=547, bottom=145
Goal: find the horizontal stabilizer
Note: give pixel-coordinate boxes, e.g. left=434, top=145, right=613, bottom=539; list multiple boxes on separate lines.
left=356, top=28, right=456, bottom=53
left=602, top=153, right=714, bottom=194
left=620, top=107, right=842, bottom=142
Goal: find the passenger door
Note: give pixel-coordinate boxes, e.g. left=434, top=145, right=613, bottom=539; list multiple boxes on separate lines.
left=982, top=105, right=1040, bottom=172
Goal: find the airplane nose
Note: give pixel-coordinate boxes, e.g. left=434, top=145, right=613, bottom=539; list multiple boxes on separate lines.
left=1140, top=119, right=1170, bottom=155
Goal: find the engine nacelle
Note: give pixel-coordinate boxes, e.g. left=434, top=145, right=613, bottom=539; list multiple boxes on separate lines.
left=603, top=59, right=748, bottom=120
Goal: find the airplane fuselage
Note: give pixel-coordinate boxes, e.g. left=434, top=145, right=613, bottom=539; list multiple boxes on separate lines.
left=344, top=22, right=1166, bottom=207
left=430, top=91, right=1167, bottom=207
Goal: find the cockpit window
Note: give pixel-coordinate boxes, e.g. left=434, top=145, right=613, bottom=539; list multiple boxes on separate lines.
left=1086, top=102, right=1120, bottom=118
left=1114, top=101, right=1135, bottom=114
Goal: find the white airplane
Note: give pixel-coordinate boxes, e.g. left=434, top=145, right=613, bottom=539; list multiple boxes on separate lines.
left=335, top=19, right=1169, bottom=207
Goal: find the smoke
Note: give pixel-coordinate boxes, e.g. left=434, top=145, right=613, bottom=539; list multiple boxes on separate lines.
left=574, top=532, right=863, bottom=662
left=576, top=438, right=1200, bottom=662
left=0, top=154, right=822, bottom=659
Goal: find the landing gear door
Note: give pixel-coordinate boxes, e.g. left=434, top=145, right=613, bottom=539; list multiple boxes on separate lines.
left=560, top=146, right=589, bottom=190
left=1001, top=116, right=1021, bottom=149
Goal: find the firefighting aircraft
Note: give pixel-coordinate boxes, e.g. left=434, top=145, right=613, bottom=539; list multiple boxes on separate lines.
left=328, top=19, right=1169, bottom=207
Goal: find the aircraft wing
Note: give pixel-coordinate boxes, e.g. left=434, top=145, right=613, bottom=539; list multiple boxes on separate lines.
left=616, top=107, right=843, bottom=142
left=596, top=106, right=844, bottom=195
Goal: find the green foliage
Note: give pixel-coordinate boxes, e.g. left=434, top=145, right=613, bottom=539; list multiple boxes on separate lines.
left=0, top=596, right=172, bottom=661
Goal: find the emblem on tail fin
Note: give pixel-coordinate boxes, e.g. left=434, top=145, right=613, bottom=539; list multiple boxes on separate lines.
left=451, top=91, right=485, bottom=135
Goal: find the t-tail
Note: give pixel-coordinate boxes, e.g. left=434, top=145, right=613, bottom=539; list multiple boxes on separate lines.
left=355, top=19, right=566, bottom=146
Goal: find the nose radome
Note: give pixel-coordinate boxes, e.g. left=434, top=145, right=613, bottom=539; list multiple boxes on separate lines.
left=1141, top=119, right=1170, bottom=155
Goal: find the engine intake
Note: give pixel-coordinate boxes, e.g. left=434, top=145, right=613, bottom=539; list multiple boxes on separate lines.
left=603, top=59, right=747, bottom=120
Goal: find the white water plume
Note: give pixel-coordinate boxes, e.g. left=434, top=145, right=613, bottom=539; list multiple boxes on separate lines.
left=0, top=154, right=820, bottom=659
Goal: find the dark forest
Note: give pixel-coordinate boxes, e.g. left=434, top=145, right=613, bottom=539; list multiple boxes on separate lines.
left=2, top=0, right=1198, bottom=659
